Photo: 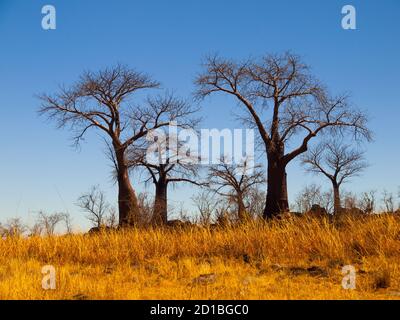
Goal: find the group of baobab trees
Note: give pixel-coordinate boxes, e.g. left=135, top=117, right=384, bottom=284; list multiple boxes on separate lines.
left=39, top=52, right=371, bottom=227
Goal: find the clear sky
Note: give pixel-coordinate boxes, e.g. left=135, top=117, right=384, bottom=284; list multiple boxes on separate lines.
left=0, top=0, right=399, bottom=230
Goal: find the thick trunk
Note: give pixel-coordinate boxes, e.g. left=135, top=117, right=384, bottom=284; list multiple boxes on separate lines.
left=115, top=145, right=140, bottom=227
left=153, top=180, right=168, bottom=226
left=263, top=154, right=289, bottom=219
left=333, top=182, right=341, bottom=215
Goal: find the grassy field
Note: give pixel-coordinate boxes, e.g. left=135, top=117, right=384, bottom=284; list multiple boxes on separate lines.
left=0, top=214, right=399, bottom=300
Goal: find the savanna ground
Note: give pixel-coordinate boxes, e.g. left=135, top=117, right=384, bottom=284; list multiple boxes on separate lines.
left=0, top=214, right=399, bottom=300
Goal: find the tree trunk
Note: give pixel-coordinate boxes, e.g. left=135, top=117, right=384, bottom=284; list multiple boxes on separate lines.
left=263, top=154, right=289, bottom=219
left=114, top=144, right=140, bottom=227
left=153, top=180, right=168, bottom=226
left=237, top=194, right=248, bottom=222
left=332, top=182, right=341, bottom=215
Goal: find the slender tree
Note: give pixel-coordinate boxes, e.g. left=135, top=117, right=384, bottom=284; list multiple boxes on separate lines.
left=191, top=191, right=218, bottom=225
left=208, top=158, right=264, bottom=221
left=77, top=186, right=110, bottom=229
left=195, top=52, right=371, bottom=218
left=128, top=131, right=204, bottom=225
left=37, top=211, right=65, bottom=236
left=301, top=141, right=368, bottom=214
left=39, top=65, right=195, bottom=226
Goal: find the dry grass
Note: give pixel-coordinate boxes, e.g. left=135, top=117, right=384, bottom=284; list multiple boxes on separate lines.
left=0, top=214, right=399, bottom=300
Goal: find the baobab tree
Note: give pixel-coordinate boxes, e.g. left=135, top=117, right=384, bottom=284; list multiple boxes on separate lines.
left=195, top=52, right=371, bottom=218
left=128, top=131, right=204, bottom=225
left=39, top=65, right=196, bottom=226
left=208, top=158, right=265, bottom=221
left=301, top=141, right=368, bottom=214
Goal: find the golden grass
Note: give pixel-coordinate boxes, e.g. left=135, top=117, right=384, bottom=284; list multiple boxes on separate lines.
left=0, top=214, right=399, bottom=300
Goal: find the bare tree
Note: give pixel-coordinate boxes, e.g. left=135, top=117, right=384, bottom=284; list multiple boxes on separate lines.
left=129, top=129, right=204, bottom=226
left=37, top=211, right=65, bottom=236
left=302, top=140, right=368, bottom=214
left=29, top=222, right=43, bottom=237
left=29, top=211, right=72, bottom=237
left=61, top=212, right=73, bottom=234
left=1, top=218, right=27, bottom=238
left=195, top=53, right=371, bottom=218
left=176, top=203, right=192, bottom=224
left=246, top=188, right=266, bottom=218
left=192, top=191, right=218, bottom=225
left=29, top=213, right=72, bottom=236
left=207, top=158, right=265, bottom=222
left=382, top=190, right=395, bottom=213
left=39, top=65, right=195, bottom=226
left=77, top=186, right=110, bottom=228
left=214, top=202, right=233, bottom=226
left=105, top=207, right=118, bottom=228
left=359, top=190, right=377, bottom=214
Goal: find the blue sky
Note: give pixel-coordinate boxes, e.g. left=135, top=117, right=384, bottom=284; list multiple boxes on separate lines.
left=0, top=0, right=399, bottom=230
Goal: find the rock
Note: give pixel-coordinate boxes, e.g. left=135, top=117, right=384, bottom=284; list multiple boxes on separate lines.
left=270, top=264, right=284, bottom=272
left=103, top=266, right=114, bottom=274
left=337, top=207, right=365, bottom=215
left=87, top=226, right=114, bottom=234
left=306, top=266, right=328, bottom=277
left=166, top=220, right=192, bottom=228
left=306, top=204, right=329, bottom=216
left=289, top=212, right=303, bottom=217
left=242, top=254, right=251, bottom=264
left=288, top=266, right=308, bottom=276
left=287, top=265, right=328, bottom=277
left=72, top=293, right=89, bottom=300
left=192, top=273, right=217, bottom=285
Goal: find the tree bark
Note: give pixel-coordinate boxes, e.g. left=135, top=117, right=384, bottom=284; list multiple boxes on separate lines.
left=263, top=153, right=289, bottom=219
left=332, top=182, right=342, bottom=215
left=153, top=180, right=168, bottom=226
left=237, top=194, right=248, bottom=222
left=114, top=144, right=140, bottom=227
